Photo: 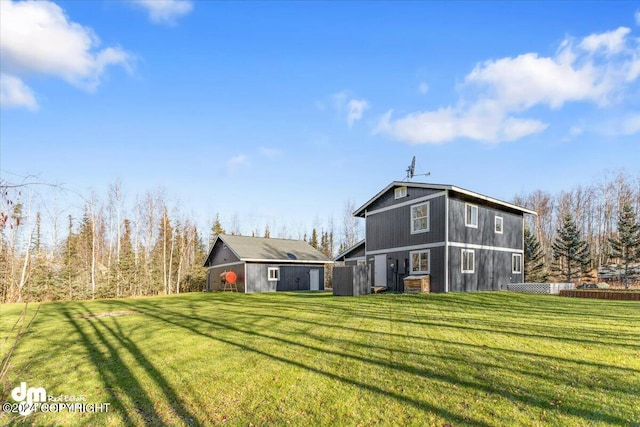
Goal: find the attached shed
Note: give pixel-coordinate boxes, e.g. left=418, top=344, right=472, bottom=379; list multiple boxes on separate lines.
left=203, top=234, right=331, bottom=293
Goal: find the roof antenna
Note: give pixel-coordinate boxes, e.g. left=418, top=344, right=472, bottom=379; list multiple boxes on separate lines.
left=405, top=156, right=430, bottom=181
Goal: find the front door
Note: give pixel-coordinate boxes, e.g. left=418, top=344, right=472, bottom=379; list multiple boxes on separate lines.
left=309, top=269, right=320, bottom=291
left=374, top=254, right=387, bottom=287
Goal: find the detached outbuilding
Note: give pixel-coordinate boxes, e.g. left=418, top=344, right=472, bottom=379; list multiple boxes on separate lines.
left=203, top=234, right=331, bottom=293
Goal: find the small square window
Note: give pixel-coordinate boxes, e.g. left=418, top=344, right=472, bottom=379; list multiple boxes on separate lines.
left=394, top=186, right=408, bottom=199
left=465, top=203, right=478, bottom=228
left=512, top=254, right=522, bottom=274
left=495, top=216, right=503, bottom=234
left=268, top=267, right=280, bottom=281
left=461, top=249, right=475, bottom=273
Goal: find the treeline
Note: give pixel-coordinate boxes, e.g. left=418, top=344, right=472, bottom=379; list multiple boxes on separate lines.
left=1, top=170, right=638, bottom=302
left=0, top=181, right=362, bottom=303
left=514, top=171, right=640, bottom=283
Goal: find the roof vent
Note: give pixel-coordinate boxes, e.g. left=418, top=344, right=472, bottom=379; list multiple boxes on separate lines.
left=286, top=252, right=297, bottom=260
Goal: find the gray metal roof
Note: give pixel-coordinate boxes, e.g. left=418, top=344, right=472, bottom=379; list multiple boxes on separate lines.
left=353, top=181, right=537, bottom=217
left=208, top=234, right=331, bottom=264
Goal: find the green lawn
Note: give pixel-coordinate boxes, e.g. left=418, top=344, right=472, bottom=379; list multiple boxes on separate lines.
left=1, top=291, right=638, bottom=426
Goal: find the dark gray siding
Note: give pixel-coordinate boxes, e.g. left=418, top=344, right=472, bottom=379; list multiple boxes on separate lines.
left=246, top=264, right=325, bottom=293
left=344, top=243, right=366, bottom=259
left=369, top=247, right=446, bottom=293
left=448, top=196, right=523, bottom=250
left=365, top=186, right=445, bottom=213
left=207, top=264, right=246, bottom=292
left=366, top=195, right=446, bottom=251
left=448, top=248, right=523, bottom=292
left=206, top=239, right=241, bottom=266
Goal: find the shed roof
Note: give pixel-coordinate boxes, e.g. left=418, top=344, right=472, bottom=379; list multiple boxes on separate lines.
left=334, top=240, right=365, bottom=262
left=204, top=234, right=331, bottom=266
left=353, top=181, right=537, bottom=217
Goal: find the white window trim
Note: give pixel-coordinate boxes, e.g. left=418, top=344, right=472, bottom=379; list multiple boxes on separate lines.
left=409, top=249, right=431, bottom=274
left=495, top=216, right=503, bottom=234
left=268, top=267, right=280, bottom=281
left=465, top=203, right=478, bottom=228
left=394, top=186, right=408, bottom=199
left=512, top=254, right=522, bottom=274
left=461, top=249, right=475, bottom=273
left=410, top=201, right=430, bottom=234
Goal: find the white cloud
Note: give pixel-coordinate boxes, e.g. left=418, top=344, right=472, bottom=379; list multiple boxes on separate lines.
left=347, top=99, right=369, bottom=126
left=377, top=25, right=640, bottom=144
left=0, top=0, right=133, bottom=109
left=634, top=10, right=640, bottom=26
left=0, top=73, right=38, bottom=110
left=375, top=108, right=547, bottom=144
left=133, top=0, right=193, bottom=25
left=227, top=155, right=249, bottom=175
left=418, top=82, right=429, bottom=94
left=580, top=27, right=631, bottom=55
left=331, top=91, right=369, bottom=127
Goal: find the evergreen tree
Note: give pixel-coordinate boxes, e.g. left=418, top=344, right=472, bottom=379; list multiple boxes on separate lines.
left=209, top=213, right=225, bottom=247
left=119, top=218, right=136, bottom=296
left=320, top=231, right=332, bottom=258
left=524, top=226, right=547, bottom=282
left=264, top=224, right=270, bottom=239
left=552, top=214, right=591, bottom=283
left=310, top=228, right=319, bottom=249
left=608, top=204, right=640, bottom=289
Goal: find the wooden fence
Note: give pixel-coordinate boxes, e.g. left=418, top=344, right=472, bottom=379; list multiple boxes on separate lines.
left=559, top=290, right=640, bottom=301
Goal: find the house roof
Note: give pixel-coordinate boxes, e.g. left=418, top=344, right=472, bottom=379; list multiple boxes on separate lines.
left=334, top=240, right=365, bottom=262
left=204, top=234, right=331, bottom=267
left=353, top=181, right=537, bottom=217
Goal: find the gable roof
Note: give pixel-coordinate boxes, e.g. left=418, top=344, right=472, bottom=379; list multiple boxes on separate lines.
left=353, top=181, right=537, bottom=217
left=204, top=234, right=331, bottom=266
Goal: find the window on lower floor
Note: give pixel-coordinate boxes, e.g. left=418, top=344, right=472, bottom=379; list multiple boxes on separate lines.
left=461, top=249, right=475, bottom=273
left=512, top=254, right=522, bottom=274
left=268, top=267, right=280, bottom=281
left=410, top=250, right=430, bottom=274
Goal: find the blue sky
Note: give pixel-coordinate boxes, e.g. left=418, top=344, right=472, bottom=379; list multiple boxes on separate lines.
left=1, top=1, right=639, bottom=237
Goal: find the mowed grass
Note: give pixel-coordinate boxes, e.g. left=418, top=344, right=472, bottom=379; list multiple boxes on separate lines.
left=0, top=291, right=639, bottom=426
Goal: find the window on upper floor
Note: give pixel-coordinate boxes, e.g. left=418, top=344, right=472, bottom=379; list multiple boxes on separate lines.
left=394, top=186, right=408, bottom=199
left=465, top=203, right=478, bottom=228
left=495, top=216, right=504, bottom=234
left=410, top=250, right=430, bottom=274
left=411, top=202, right=430, bottom=234
left=462, top=249, right=475, bottom=273
left=512, top=254, right=522, bottom=274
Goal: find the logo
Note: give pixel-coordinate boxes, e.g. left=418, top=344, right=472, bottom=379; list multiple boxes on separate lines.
left=10, top=382, right=46, bottom=416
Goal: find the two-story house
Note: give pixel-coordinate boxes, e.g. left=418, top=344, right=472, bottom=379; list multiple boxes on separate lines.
left=335, top=182, right=536, bottom=293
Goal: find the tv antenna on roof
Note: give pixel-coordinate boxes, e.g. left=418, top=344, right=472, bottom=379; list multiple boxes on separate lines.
left=405, top=156, right=431, bottom=181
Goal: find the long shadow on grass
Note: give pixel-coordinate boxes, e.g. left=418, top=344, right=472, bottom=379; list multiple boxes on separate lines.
left=62, top=305, right=201, bottom=427
left=113, top=300, right=635, bottom=426
left=109, top=300, right=492, bottom=426
left=214, top=295, right=640, bottom=349
left=207, top=303, right=640, bottom=366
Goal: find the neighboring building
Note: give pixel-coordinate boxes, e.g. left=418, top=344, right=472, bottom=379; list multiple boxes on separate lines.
left=203, top=234, right=331, bottom=293
left=335, top=182, right=536, bottom=293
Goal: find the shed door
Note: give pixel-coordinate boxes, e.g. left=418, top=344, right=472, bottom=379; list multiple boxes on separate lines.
left=309, top=269, right=320, bottom=291
left=374, top=254, right=387, bottom=286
